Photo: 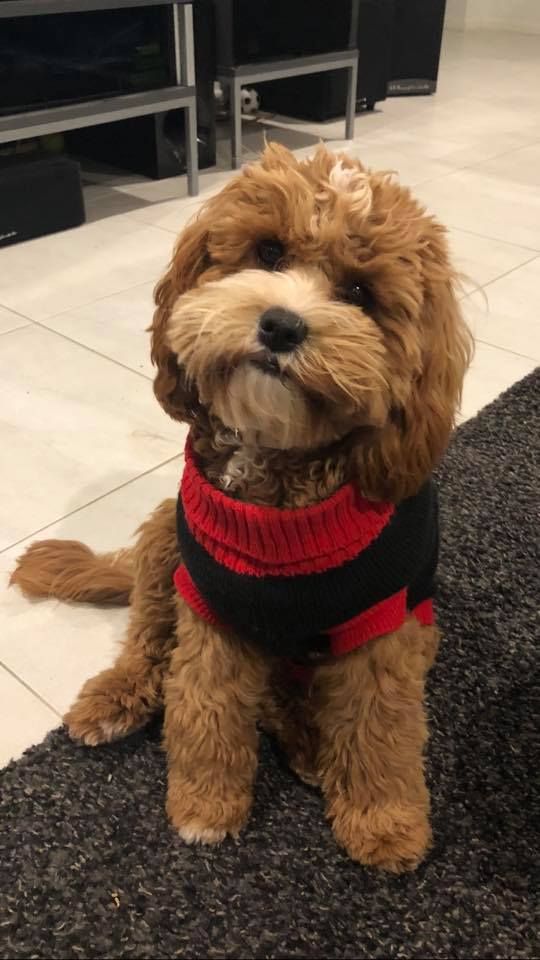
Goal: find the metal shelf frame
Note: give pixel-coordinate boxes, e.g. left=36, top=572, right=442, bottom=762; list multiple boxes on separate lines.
left=0, top=0, right=199, bottom=195
left=219, top=49, right=359, bottom=170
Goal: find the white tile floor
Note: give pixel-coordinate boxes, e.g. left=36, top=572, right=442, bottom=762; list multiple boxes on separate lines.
left=1, top=29, right=539, bottom=766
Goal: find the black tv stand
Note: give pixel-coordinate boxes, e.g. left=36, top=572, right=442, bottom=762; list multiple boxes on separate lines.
left=0, top=0, right=199, bottom=195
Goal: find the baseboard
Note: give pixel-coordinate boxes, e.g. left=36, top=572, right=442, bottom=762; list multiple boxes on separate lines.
left=464, top=18, right=540, bottom=34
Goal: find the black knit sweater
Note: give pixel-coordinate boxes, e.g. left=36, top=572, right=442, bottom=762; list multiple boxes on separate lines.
left=174, top=439, right=438, bottom=659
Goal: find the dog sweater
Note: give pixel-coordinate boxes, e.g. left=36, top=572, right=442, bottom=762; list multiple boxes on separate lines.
left=174, top=438, right=437, bottom=660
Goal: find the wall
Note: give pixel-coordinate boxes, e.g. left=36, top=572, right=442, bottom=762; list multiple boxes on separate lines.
left=445, top=0, right=540, bottom=34
left=445, top=0, right=467, bottom=31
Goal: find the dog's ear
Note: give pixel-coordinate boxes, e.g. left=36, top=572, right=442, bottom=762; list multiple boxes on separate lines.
left=355, top=241, right=473, bottom=502
left=150, top=217, right=210, bottom=421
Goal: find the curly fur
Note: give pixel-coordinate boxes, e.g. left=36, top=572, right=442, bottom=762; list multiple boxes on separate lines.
left=11, top=145, right=472, bottom=871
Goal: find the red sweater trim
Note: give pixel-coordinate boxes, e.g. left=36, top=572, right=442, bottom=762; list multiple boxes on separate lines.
left=329, top=594, right=434, bottom=655
left=175, top=566, right=435, bottom=656
left=329, top=590, right=407, bottom=655
left=174, top=566, right=221, bottom=627
left=181, top=439, right=394, bottom=577
left=411, top=598, right=434, bottom=627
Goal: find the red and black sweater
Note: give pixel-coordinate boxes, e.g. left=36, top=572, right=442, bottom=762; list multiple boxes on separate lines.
left=174, top=439, right=437, bottom=660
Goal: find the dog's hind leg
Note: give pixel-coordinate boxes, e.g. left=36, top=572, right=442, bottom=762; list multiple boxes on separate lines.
left=64, top=499, right=180, bottom=746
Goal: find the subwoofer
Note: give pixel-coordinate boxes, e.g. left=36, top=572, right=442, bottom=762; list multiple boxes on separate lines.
left=388, top=0, right=447, bottom=96
left=0, top=154, right=85, bottom=248
left=241, top=0, right=393, bottom=122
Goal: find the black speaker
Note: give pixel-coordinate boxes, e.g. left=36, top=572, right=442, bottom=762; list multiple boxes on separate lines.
left=388, top=0, right=447, bottom=96
left=243, top=0, right=394, bottom=123
left=215, top=0, right=357, bottom=68
left=0, top=155, right=85, bottom=248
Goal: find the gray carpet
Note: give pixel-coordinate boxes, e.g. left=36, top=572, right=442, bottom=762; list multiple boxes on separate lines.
left=1, top=370, right=538, bottom=960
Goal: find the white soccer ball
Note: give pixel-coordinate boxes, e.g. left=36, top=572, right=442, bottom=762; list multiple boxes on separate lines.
left=241, top=88, right=260, bottom=115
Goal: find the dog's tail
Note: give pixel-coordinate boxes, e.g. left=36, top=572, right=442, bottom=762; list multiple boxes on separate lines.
left=10, top=540, right=134, bottom=606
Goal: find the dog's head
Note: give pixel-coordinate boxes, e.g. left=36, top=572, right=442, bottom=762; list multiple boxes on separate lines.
left=151, top=144, right=472, bottom=500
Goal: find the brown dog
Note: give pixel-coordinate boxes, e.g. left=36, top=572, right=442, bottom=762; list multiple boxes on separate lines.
left=11, top=145, right=472, bottom=872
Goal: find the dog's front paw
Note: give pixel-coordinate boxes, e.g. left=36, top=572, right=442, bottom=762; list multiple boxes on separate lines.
left=330, top=800, right=432, bottom=873
left=167, top=779, right=252, bottom=844
left=64, top=669, right=153, bottom=746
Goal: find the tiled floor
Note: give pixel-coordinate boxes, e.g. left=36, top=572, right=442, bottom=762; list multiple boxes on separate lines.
left=1, top=29, right=539, bottom=766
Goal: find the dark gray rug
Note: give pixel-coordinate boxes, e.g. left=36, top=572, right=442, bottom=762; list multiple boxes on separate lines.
left=1, top=370, right=538, bottom=960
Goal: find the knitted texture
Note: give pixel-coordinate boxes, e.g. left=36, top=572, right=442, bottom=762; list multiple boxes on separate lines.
left=175, top=438, right=438, bottom=657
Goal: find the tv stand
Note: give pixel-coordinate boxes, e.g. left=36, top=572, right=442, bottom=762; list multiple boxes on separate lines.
left=0, top=0, right=199, bottom=195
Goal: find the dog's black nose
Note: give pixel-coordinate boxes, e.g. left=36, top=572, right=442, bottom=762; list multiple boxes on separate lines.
left=257, top=308, right=307, bottom=353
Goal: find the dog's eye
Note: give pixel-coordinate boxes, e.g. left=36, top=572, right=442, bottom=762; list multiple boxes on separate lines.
left=342, top=280, right=375, bottom=312
left=257, top=237, right=284, bottom=270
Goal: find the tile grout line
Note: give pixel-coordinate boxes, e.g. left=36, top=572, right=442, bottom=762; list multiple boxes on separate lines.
left=139, top=219, right=199, bottom=237
left=0, top=662, right=63, bottom=718
left=124, top=202, right=203, bottom=235
left=30, top=319, right=154, bottom=383
left=0, top=275, right=166, bottom=337
left=0, top=299, right=36, bottom=337
left=42, top=276, right=161, bottom=322
left=0, top=453, right=183, bottom=556
left=473, top=338, right=539, bottom=364
left=475, top=252, right=540, bottom=292
left=404, top=138, right=540, bottom=198
left=450, top=226, right=540, bottom=255
left=0, top=303, right=34, bottom=321
left=0, top=321, right=33, bottom=338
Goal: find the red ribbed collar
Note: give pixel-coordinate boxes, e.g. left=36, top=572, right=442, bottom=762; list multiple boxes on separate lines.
left=180, top=437, right=394, bottom=576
